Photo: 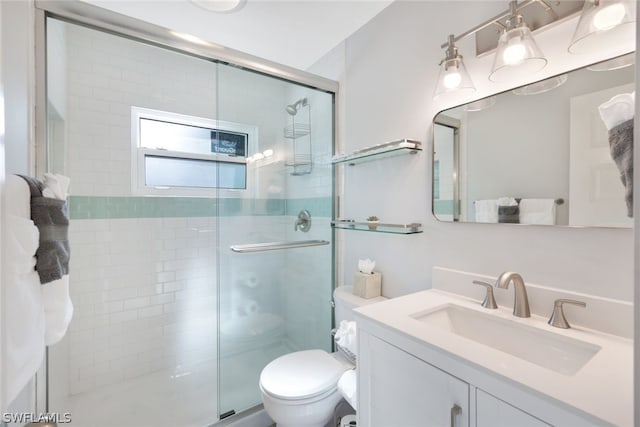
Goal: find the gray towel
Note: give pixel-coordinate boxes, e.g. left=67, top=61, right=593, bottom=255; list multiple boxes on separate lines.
left=608, top=119, right=634, bottom=217
left=17, top=175, right=70, bottom=284
left=498, top=205, right=519, bottom=223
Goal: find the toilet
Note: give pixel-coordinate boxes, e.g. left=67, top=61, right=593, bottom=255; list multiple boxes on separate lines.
left=259, top=286, right=387, bottom=427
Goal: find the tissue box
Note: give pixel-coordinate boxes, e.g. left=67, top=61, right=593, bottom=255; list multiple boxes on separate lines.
left=353, top=272, right=381, bottom=299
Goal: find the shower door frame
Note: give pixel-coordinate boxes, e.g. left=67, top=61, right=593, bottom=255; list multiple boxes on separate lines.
left=32, top=0, right=341, bottom=421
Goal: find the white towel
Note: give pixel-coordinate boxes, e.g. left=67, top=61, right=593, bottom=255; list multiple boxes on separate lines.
left=42, top=276, right=73, bottom=345
left=598, top=92, right=635, bottom=130
left=42, top=172, right=71, bottom=200
left=497, top=197, right=518, bottom=206
left=475, top=199, right=498, bottom=223
left=335, top=320, right=357, bottom=356
left=337, top=369, right=357, bottom=410
left=519, top=199, right=556, bottom=225
left=5, top=175, right=47, bottom=407
left=6, top=214, right=46, bottom=407
left=40, top=173, right=74, bottom=344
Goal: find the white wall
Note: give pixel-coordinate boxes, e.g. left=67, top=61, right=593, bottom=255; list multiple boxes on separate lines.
left=313, top=1, right=634, bottom=302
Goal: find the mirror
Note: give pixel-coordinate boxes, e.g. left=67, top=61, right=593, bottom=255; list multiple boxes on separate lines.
left=433, top=53, right=635, bottom=228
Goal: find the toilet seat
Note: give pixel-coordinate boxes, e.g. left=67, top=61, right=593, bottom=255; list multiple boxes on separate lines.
left=260, top=350, right=348, bottom=401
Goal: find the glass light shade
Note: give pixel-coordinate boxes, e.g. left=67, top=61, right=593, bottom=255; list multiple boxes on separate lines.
left=568, top=0, right=635, bottom=54
left=489, top=25, right=547, bottom=82
left=587, top=52, right=635, bottom=71
left=464, top=96, right=497, bottom=112
left=434, top=56, right=475, bottom=98
left=190, top=0, right=247, bottom=13
left=512, top=74, right=568, bottom=95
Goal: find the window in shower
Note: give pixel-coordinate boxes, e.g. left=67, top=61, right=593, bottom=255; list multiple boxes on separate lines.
left=131, top=106, right=255, bottom=195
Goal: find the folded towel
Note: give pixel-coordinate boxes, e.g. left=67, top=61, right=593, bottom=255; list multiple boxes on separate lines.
left=18, top=175, right=70, bottom=284
left=5, top=177, right=46, bottom=407
left=598, top=92, right=634, bottom=130
left=519, top=199, right=556, bottom=225
left=608, top=119, right=634, bottom=217
left=498, top=205, right=520, bottom=223
left=474, top=199, right=498, bottom=223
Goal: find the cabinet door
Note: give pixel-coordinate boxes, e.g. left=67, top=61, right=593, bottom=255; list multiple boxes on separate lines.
left=361, top=334, right=469, bottom=427
left=476, top=389, right=551, bottom=427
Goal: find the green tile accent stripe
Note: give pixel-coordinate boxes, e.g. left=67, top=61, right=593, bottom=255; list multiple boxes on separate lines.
left=69, top=196, right=332, bottom=220
left=285, top=197, right=332, bottom=217
left=433, top=199, right=455, bottom=215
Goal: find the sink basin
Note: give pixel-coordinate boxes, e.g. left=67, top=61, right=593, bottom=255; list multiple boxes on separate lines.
left=411, top=304, right=601, bottom=375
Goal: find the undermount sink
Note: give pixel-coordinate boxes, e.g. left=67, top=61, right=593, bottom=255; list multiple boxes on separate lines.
left=411, top=304, right=601, bottom=376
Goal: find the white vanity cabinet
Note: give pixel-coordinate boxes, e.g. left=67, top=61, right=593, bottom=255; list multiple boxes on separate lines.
left=357, top=328, right=599, bottom=427
left=475, top=389, right=551, bottom=427
left=358, top=333, right=469, bottom=427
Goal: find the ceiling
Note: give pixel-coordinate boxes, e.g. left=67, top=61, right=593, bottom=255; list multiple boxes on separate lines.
left=80, top=0, right=394, bottom=70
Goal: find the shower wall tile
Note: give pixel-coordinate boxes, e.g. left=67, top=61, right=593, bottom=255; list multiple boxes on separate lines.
left=64, top=214, right=287, bottom=395
left=66, top=216, right=220, bottom=395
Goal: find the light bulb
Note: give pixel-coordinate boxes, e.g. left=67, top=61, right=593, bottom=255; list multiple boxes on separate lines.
left=443, top=70, right=462, bottom=89
left=593, top=3, right=626, bottom=30
left=503, top=42, right=526, bottom=65
left=263, top=149, right=274, bottom=157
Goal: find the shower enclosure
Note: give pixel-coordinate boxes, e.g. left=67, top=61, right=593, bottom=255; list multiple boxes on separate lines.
left=39, top=4, right=335, bottom=426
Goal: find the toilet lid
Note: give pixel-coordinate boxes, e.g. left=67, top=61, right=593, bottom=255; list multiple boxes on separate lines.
left=260, top=350, right=348, bottom=400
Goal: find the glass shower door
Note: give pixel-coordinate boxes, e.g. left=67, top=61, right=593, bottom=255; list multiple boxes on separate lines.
left=216, top=63, right=335, bottom=416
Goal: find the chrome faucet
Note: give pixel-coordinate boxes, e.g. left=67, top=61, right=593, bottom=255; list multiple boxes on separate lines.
left=495, top=272, right=530, bottom=318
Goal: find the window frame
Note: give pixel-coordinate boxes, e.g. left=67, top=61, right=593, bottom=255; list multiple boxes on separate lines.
left=131, top=106, right=257, bottom=197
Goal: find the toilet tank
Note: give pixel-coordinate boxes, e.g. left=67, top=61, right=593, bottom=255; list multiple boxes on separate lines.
left=333, top=286, right=388, bottom=324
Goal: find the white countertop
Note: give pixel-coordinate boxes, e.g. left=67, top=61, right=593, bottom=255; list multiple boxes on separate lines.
left=354, top=289, right=633, bottom=426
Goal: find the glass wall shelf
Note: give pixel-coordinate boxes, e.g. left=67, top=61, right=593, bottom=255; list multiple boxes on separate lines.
left=332, top=139, right=422, bottom=166
left=332, top=220, right=422, bottom=234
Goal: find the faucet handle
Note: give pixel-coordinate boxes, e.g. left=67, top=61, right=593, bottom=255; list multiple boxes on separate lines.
left=548, top=299, right=586, bottom=329
left=472, top=280, right=498, bottom=309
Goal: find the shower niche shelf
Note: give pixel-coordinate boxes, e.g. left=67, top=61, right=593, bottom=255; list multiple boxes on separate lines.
left=332, top=220, right=422, bottom=234
left=332, top=139, right=422, bottom=166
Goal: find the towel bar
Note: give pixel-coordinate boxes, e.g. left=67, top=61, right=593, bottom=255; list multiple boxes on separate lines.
left=230, top=239, right=330, bottom=253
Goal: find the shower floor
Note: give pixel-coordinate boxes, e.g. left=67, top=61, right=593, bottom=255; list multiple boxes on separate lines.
left=56, top=343, right=291, bottom=427
left=58, top=360, right=218, bottom=427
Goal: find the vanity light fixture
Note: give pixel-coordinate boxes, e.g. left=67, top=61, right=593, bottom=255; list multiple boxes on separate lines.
left=489, top=1, right=547, bottom=82
left=434, top=35, right=476, bottom=98
left=568, top=0, right=636, bottom=54
left=433, top=0, right=634, bottom=100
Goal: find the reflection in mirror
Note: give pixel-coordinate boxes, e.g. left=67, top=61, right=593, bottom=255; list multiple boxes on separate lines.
left=433, top=53, right=635, bottom=228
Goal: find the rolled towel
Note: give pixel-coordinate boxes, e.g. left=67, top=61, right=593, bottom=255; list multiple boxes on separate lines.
left=608, top=119, right=634, bottom=217
left=338, top=369, right=357, bottom=410
left=474, top=199, right=498, bottom=223
left=335, top=320, right=357, bottom=357
left=519, top=199, right=556, bottom=225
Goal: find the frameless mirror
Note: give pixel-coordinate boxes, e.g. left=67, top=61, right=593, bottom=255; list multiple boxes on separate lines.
left=433, top=53, right=635, bottom=228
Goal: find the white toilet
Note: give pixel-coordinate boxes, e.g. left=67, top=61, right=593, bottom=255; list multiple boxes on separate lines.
left=259, top=286, right=387, bottom=427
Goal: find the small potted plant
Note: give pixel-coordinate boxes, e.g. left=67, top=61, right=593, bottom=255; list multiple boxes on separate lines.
left=366, top=215, right=379, bottom=230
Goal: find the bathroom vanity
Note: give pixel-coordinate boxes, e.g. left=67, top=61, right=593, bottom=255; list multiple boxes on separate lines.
left=354, top=269, right=633, bottom=427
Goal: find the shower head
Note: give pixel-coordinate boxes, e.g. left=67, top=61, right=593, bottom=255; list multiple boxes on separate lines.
left=285, top=98, right=308, bottom=115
